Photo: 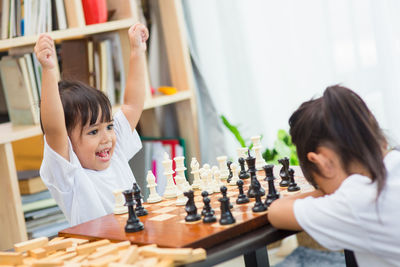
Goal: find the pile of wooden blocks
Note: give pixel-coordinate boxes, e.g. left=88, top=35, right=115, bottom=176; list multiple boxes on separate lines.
left=0, top=237, right=207, bottom=267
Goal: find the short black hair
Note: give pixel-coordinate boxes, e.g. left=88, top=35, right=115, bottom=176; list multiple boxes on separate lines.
left=41, top=80, right=112, bottom=134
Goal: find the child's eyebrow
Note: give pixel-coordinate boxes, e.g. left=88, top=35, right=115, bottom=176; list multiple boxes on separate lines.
left=86, top=120, right=115, bottom=129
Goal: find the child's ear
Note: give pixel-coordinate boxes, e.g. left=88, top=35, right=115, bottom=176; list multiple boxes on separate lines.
left=307, top=148, right=336, bottom=178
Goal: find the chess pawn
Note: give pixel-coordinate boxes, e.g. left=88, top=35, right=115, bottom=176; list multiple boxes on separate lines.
left=162, top=153, right=177, bottom=198
left=278, top=157, right=290, bottom=187
left=216, top=156, right=229, bottom=180
left=206, top=168, right=215, bottom=194
left=251, top=136, right=266, bottom=170
left=211, top=166, right=221, bottom=192
left=219, top=186, right=235, bottom=225
left=263, top=165, right=280, bottom=207
left=174, top=156, right=191, bottom=191
left=237, top=147, right=249, bottom=169
left=203, top=197, right=217, bottom=223
left=251, top=179, right=267, bottom=213
left=238, top=157, right=250, bottom=179
left=229, top=163, right=239, bottom=186
left=236, top=180, right=249, bottom=204
left=122, top=189, right=144, bottom=232
left=146, top=171, right=162, bottom=203
left=175, top=188, right=187, bottom=206
left=190, top=158, right=201, bottom=190
left=227, top=161, right=233, bottom=183
left=184, top=190, right=201, bottom=222
left=113, top=190, right=128, bottom=214
left=287, top=168, right=300, bottom=192
left=201, top=191, right=210, bottom=216
left=214, top=169, right=224, bottom=188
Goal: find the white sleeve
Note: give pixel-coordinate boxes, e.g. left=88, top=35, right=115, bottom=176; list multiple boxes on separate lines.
left=113, top=110, right=142, bottom=160
left=293, top=188, right=368, bottom=251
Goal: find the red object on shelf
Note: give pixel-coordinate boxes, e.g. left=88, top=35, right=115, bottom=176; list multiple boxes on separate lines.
left=81, top=0, right=108, bottom=25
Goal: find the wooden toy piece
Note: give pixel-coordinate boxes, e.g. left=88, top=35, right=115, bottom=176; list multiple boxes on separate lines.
left=155, top=259, right=174, bottom=267
left=48, top=237, right=64, bottom=244
left=45, top=251, right=67, bottom=260
left=176, top=248, right=206, bottom=265
left=118, top=245, right=138, bottom=264
left=31, top=259, right=63, bottom=267
left=29, top=248, right=48, bottom=259
left=69, top=254, right=89, bottom=263
left=45, top=239, right=73, bottom=253
left=88, top=245, right=119, bottom=260
left=0, top=252, right=24, bottom=265
left=53, top=252, right=77, bottom=261
left=139, top=246, right=193, bottom=262
left=76, top=240, right=110, bottom=255
left=87, top=253, right=120, bottom=267
left=14, top=237, right=49, bottom=252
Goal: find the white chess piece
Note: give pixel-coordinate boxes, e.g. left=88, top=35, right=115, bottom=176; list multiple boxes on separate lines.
left=251, top=136, right=266, bottom=170
left=229, top=163, right=239, bottom=186
left=146, top=171, right=162, bottom=203
left=174, top=156, right=192, bottom=191
left=216, top=156, right=229, bottom=180
left=211, top=166, right=220, bottom=192
left=113, top=190, right=128, bottom=214
left=213, top=169, right=223, bottom=192
left=190, top=158, right=201, bottom=190
left=200, top=169, right=213, bottom=194
left=162, top=153, right=177, bottom=198
left=175, top=174, right=188, bottom=205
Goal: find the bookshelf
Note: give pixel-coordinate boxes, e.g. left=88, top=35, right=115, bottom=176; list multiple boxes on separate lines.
left=0, top=0, right=200, bottom=250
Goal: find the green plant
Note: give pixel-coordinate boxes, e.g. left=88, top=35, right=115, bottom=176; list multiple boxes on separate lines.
left=220, top=115, right=298, bottom=165
left=263, top=129, right=298, bottom=165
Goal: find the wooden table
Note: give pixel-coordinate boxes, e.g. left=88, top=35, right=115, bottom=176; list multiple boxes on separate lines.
left=59, top=173, right=312, bottom=266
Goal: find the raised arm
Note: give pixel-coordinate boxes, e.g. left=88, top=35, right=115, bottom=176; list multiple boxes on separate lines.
left=34, top=34, right=69, bottom=160
left=121, top=23, right=149, bottom=131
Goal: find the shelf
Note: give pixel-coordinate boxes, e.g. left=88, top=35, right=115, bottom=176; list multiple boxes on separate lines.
left=0, top=91, right=192, bottom=144
left=0, top=18, right=135, bottom=51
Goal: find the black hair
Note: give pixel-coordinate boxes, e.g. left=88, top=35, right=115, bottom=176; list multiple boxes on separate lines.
left=289, top=85, right=387, bottom=195
left=40, top=80, right=112, bottom=134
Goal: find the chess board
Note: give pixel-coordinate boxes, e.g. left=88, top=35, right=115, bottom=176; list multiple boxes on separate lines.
left=59, top=170, right=312, bottom=249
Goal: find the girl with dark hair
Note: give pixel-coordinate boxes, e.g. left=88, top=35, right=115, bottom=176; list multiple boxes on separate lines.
left=268, top=85, right=400, bottom=266
left=35, top=24, right=149, bottom=226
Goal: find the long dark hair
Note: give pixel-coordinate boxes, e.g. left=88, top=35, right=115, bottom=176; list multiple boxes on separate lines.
left=40, top=80, right=112, bottom=134
left=289, top=85, right=387, bottom=195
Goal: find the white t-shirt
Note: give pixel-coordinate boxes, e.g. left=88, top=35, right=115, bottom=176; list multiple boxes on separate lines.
left=40, top=111, right=142, bottom=226
left=294, top=150, right=400, bottom=267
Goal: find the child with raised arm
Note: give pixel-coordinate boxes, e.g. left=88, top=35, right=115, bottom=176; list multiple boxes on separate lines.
left=35, top=24, right=149, bottom=226
left=268, top=85, right=400, bottom=266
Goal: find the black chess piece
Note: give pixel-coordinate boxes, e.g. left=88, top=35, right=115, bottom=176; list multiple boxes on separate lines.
left=219, top=186, right=235, bottom=225
left=238, top=157, right=250, bottom=179
left=251, top=175, right=267, bottom=212
left=184, top=190, right=201, bottom=222
left=246, top=152, right=265, bottom=198
left=201, top=191, right=214, bottom=216
left=221, top=184, right=233, bottom=209
left=287, top=168, right=300, bottom=192
left=278, top=157, right=290, bottom=187
left=132, top=183, right=148, bottom=216
left=236, top=179, right=249, bottom=204
left=263, top=165, right=280, bottom=207
left=202, top=196, right=216, bottom=223
left=122, top=189, right=144, bottom=232
left=227, top=161, right=233, bottom=183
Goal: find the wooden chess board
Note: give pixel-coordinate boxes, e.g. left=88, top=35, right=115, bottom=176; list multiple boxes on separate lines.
left=59, top=173, right=312, bottom=249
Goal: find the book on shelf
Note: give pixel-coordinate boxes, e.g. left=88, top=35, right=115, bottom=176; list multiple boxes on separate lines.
left=0, top=55, right=39, bottom=125
left=22, top=197, right=57, bottom=213
left=63, top=0, right=85, bottom=28
left=18, top=169, right=47, bottom=195
left=81, top=0, right=107, bottom=25
left=60, top=38, right=90, bottom=84
left=21, top=190, right=52, bottom=205
left=98, top=39, right=116, bottom=105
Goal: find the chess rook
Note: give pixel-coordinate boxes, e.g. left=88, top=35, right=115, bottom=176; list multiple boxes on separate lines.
left=251, top=136, right=266, bottom=170
left=122, top=189, right=144, bottom=233
left=263, top=165, right=280, bottom=207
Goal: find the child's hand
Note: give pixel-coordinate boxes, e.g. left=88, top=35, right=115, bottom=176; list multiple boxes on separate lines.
left=34, top=34, right=57, bottom=69
left=128, top=23, right=149, bottom=54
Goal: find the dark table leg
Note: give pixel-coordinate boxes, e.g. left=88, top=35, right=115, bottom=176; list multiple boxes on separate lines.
left=244, top=247, right=270, bottom=267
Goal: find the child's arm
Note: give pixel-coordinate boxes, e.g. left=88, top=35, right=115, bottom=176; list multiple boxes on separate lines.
left=121, top=23, right=149, bottom=131
left=267, top=189, right=325, bottom=230
left=34, top=34, right=69, bottom=160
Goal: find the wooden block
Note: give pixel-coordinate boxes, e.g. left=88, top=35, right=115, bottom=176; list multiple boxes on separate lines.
left=137, top=244, right=156, bottom=254
left=177, top=248, right=206, bottom=264
left=46, top=239, right=74, bottom=253
left=118, top=246, right=138, bottom=264
left=88, top=246, right=118, bottom=260
left=68, top=254, right=88, bottom=263
left=44, top=251, right=66, bottom=260
left=66, top=247, right=76, bottom=253
left=112, top=241, right=131, bottom=251
left=66, top=238, right=89, bottom=246
left=139, top=247, right=192, bottom=261
left=54, top=252, right=77, bottom=261
left=154, top=259, right=174, bottom=267
left=134, top=257, right=158, bottom=267
left=108, top=263, right=134, bottom=267
left=0, top=252, right=24, bottom=265
left=31, top=259, right=63, bottom=267
left=88, top=254, right=120, bottom=267
left=14, top=237, right=49, bottom=252
left=48, top=237, right=64, bottom=245
left=29, top=248, right=47, bottom=259
left=76, top=240, right=110, bottom=255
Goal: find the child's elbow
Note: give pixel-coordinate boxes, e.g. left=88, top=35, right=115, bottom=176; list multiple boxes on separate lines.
left=268, top=201, right=281, bottom=228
